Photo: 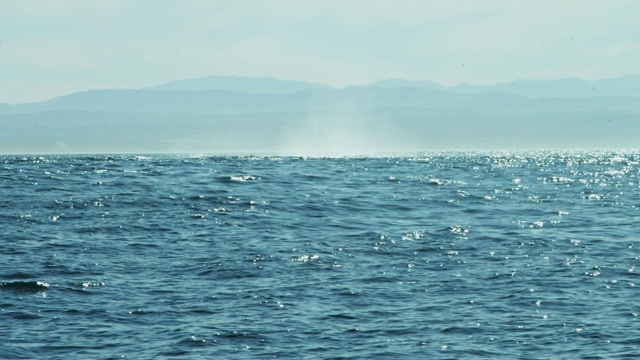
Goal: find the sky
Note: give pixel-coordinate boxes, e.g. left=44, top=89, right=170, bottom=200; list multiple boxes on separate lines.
left=1, top=0, right=639, bottom=104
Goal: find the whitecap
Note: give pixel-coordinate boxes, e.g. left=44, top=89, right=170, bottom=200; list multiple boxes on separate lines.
left=294, top=254, right=319, bottom=262
left=230, top=175, right=259, bottom=181
left=551, top=176, right=574, bottom=183
left=531, top=221, right=544, bottom=228
left=402, top=231, right=423, bottom=241
left=449, top=226, right=469, bottom=234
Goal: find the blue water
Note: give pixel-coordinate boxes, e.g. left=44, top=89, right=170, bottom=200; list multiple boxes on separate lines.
left=1, top=151, right=639, bottom=359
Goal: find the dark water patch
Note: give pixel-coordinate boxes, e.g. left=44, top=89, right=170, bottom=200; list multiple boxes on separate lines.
left=0, top=281, right=50, bottom=292
left=2, top=271, right=38, bottom=280
left=4, top=310, right=44, bottom=320
left=325, top=313, right=359, bottom=320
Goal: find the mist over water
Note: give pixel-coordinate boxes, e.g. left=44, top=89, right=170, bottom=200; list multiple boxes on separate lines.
left=2, top=151, right=639, bottom=358
left=278, top=112, right=382, bottom=157
left=275, top=91, right=390, bottom=157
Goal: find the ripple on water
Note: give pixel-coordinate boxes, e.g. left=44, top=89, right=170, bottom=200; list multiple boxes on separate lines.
left=2, top=152, right=640, bottom=358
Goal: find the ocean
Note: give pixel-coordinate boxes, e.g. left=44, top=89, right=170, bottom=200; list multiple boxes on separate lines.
left=1, top=151, right=639, bottom=359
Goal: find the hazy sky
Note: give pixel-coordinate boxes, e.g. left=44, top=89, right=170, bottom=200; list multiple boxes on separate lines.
left=2, top=0, right=639, bottom=104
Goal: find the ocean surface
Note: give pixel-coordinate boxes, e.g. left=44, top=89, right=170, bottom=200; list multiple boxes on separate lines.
left=1, top=151, right=639, bottom=359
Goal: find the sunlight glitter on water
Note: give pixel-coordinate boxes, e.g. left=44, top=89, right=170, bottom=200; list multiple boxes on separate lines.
left=1, top=151, right=640, bottom=359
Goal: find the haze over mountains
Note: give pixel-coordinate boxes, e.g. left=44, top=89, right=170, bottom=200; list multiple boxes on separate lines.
left=1, top=75, right=639, bottom=154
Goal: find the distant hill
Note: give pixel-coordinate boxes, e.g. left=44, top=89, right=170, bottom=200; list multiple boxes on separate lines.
left=369, top=79, right=446, bottom=91
left=3, top=86, right=640, bottom=116
left=0, top=88, right=320, bottom=114
left=2, top=74, right=640, bottom=154
left=147, top=75, right=331, bottom=93
left=371, top=75, right=640, bottom=98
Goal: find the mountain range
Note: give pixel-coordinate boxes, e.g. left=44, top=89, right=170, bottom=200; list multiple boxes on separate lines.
left=1, top=75, right=639, bottom=154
